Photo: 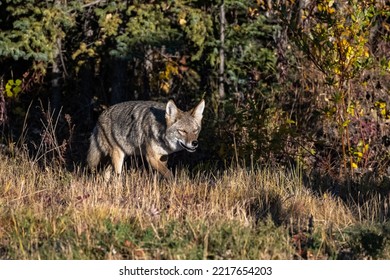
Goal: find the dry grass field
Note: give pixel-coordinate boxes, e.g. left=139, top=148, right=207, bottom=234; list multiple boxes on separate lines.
left=0, top=151, right=389, bottom=260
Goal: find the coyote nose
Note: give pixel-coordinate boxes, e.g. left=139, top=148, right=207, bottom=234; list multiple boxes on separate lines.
left=192, top=140, right=198, bottom=148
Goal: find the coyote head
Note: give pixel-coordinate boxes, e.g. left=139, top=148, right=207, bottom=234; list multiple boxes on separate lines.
left=165, top=99, right=205, bottom=153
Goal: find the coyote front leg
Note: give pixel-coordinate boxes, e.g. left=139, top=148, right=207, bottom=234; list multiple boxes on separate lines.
left=146, top=146, right=173, bottom=179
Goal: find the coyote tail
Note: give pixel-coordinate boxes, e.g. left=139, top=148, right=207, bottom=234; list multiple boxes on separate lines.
left=87, top=134, right=102, bottom=169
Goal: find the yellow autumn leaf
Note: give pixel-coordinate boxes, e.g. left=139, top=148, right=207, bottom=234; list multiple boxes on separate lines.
left=347, top=105, right=355, bottom=115
left=105, top=13, right=112, bottom=21
left=5, top=79, right=22, bottom=98
left=13, top=85, right=21, bottom=95
left=160, top=81, right=170, bottom=93
left=71, top=49, right=81, bottom=60
left=80, top=42, right=87, bottom=52
left=179, top=18, right=187, bottom=26
left=346, top=46, right=354, bottom=61
left=354, top=151, right=363, bottom=158
left=375, top=101, right=386, bottom=109
left=286, top=119, right=295, bottom=125
left=87, top=48, right=95, bottom=57
left=342, top=119, right=350, bottom=127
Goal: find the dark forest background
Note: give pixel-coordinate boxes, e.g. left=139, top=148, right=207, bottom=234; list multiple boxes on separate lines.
left=1, top=0, right=390, bottom=188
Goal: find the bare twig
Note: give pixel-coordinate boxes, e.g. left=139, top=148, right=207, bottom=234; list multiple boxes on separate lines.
left=67, top=0, right=107, bottom=12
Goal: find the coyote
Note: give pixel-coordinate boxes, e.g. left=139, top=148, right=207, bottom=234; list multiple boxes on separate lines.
left=87, top=99, right=205, bottom=179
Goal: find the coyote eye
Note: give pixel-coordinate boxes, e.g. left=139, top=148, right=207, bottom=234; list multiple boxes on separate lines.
left=178, top=129, right=187, bottom=135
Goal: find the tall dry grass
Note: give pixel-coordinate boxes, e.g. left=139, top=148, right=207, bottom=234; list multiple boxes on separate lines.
left=0, top=149, right=389, bottom=259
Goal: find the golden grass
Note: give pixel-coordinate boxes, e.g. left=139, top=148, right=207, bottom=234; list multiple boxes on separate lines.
left=0, top=152, right=389, bottom=259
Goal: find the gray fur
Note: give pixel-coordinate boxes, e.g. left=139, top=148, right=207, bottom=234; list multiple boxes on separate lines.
left=87, top=100, right=205, bottom=178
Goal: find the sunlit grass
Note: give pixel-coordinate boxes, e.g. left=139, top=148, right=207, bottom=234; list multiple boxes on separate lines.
left=0, top=152, right=389, bottom=259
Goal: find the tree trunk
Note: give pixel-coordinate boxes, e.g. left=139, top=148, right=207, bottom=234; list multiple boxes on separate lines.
left=50, top=0, right=63, bottom=117
left=79, top=10, right=94, bottom=126
left=140, top=46, right=153, bottom=100
left=109, top=57, right=128, bottom=105
left=219, top=1, right=226, bottom=100
left=50, top=36, right=62, bottom=117
left=79, top=62, right=93, bottom=125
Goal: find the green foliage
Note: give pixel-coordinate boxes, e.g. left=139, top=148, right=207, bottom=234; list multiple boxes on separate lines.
left=267, top=0, right=390, bottom=176
left=96, top=2, right=175, bottom=56
left=343, top=223, right=390, bottom=259
left=86, top=1, right=214, bottom=59
left=298, top=0, right=373, bottom=80
left=224, top=1, right=276, bottom=83
left=2, top=212, right=294, bottom=259
left=5, top=79, right=22, bottom=98
left=202, top=0, right=280, bottom=163
left=291, top=1, right=375, bottom=171
left=1, top=0, right=390, bottom=181
left=0, top=0, right=75, bottom=62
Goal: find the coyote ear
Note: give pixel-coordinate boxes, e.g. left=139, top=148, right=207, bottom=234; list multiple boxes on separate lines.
left=165, top=100, right=178, bottom=125
left=191, top=99, right=205, bottom=123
